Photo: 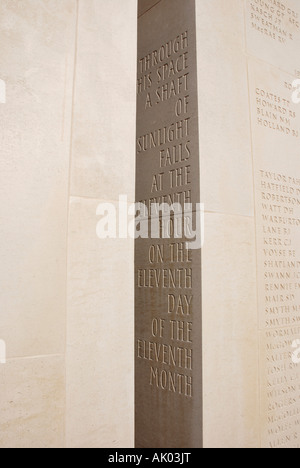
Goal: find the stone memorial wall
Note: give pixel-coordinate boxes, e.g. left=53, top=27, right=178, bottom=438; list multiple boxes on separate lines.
left=246, top=0, right=300, bottom=449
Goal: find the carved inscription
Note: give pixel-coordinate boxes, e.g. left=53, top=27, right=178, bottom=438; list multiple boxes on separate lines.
left=259, top=171, right=300, bottom=448
left=136, top=27, right=196, bottom=397
left=250, top=65, right=300, bottom=448
left=247, top=0, right=299, bottom=44
left=255, top=88, right=298, bottom=136
left=135, top=0, right=201, bottom=448
left=264, top=326, right=300, bottom=448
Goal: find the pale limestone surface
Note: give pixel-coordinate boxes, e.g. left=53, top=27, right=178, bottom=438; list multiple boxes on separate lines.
left=248, top=58, right=300, bottom=449
left=196, top=0, right=254, bottom=217
left=248, top=57, right=300, bottom=324
left=196, top=0, right=260, bottom=448
left=259, top=328, right=300, bottom=448
left=70, top=0, right=137, bottom=202
left=202, top=213, right=259, bottom=448
left=0, top=0, right=136, bottom=449
left=245, top=0, right=300, bottom=75
left=66, top=0, right=136, bottom=449
left=0, top=0, right=76, bottom=358
left=0, top=356, right=65, bottom=449
left=1, top=0, right=299, bottom=450
left=199, top=0, right=300, bottom=449
left=66, top=198, right=134, bottom=448
left=0, top=0, right=76, bottom=449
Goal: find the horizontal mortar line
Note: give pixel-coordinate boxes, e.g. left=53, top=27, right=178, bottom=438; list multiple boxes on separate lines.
left=4, top=353, right=64, bottom=363
left=70, top=198, right=256, bottom=220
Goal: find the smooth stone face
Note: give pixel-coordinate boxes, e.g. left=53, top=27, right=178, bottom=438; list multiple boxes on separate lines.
left=196, top=0, right=254, bottom=217
left=0, top=0, right=136, bottom=449
left=66, top=0, right=137, bottom=448
left=0, top=0, right=76, bottom=357
left=66, top=198, right=134, bottom=448
left=0, top=356, right=65, bottom=449
left=136, top=0, right=202, bottom=448
left=248, top=57, right=300, bottom=448
left=70, top=0, right=137, bottom=202
left=202, top=213, right=259, bottom=449
left=0, top=0, right=75, bottom=449
left=198, top=0, right=300, bottom=448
